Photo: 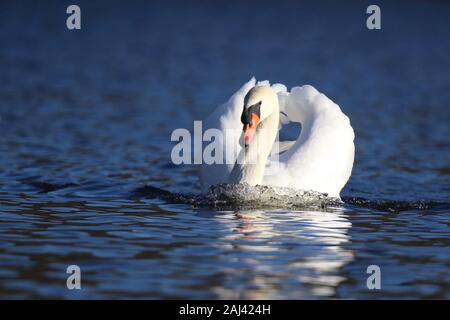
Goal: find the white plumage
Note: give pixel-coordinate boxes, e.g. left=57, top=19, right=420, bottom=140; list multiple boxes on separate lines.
left=199, top=77, right=355, bottom=199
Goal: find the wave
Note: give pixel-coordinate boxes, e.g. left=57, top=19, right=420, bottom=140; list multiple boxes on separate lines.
left=24, top=180, right=449, bottom=212
left=197, top=183, right=340, bottom=209
left=134, top=183, right=339, bottom=210
left=132, top=184, right=322, bottom=210
left=341, top=196, right=448, bottom=213
left=133, top=184, right=449, bottom=212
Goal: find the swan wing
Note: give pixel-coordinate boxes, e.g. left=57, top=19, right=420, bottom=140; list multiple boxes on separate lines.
left=264, top=85, right=355, bottom=198
left=198, top=78, right=256, bottom=192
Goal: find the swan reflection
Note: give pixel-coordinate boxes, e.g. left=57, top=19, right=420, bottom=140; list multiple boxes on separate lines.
left=211, top=208, right=354, bottom=299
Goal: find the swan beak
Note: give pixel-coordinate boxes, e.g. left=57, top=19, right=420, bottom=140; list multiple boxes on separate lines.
left=243, top=113, right=260, bottom=147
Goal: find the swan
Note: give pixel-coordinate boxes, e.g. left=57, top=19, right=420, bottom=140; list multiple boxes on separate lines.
left=199, top=78, right=355, bottom=199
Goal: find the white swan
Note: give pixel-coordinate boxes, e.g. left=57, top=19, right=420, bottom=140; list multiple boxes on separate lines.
left=199, top=78, right=355, bottom=199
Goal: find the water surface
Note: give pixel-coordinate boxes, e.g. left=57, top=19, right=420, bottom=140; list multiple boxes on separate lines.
left=0, top=0, right=449, bottom=299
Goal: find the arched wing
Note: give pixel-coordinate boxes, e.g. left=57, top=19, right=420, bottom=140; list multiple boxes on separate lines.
left=198, top=78, right=256, bottom=192
left=264, top=85, right=355, bottom=198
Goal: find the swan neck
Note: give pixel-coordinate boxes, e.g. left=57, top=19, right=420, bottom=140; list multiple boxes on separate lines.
left=230, top=110, right=279, bottom=185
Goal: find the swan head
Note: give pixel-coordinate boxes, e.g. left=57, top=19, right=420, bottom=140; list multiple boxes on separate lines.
left=241, top=85, right=278, bottom=146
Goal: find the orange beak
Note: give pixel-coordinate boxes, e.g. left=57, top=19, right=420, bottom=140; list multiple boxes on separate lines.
left=243, top=113, right=260, bottom=146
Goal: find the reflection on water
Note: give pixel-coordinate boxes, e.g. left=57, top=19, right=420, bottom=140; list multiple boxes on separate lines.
left=210, top=209, right=353, bottom=299
left=0, top=183, right=449, bottom=299
left=0, top=195, right=355, bottom=299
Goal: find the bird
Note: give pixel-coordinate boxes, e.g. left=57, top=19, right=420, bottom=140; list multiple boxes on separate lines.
left=199, top=77, right=355, bottom=199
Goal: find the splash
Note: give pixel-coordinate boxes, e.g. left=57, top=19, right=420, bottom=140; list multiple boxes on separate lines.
left=134, top=183, right=341, bottom=210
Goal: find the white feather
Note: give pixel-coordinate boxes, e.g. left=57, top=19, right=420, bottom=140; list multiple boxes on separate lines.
left=198, top=78, right=355, bottom=198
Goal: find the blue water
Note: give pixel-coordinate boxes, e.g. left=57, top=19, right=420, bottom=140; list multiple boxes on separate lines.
left=0, top=0, right=449, bottom=299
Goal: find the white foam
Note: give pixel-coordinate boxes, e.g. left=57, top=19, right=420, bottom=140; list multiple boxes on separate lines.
left=196, top=183, right=341, bottom=209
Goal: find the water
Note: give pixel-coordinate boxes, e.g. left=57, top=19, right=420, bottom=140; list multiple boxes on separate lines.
left=0, top=0, right=449, bottom=299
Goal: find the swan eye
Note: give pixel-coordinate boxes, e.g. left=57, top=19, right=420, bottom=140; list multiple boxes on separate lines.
left=241, top=101, right=262, bottom=125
